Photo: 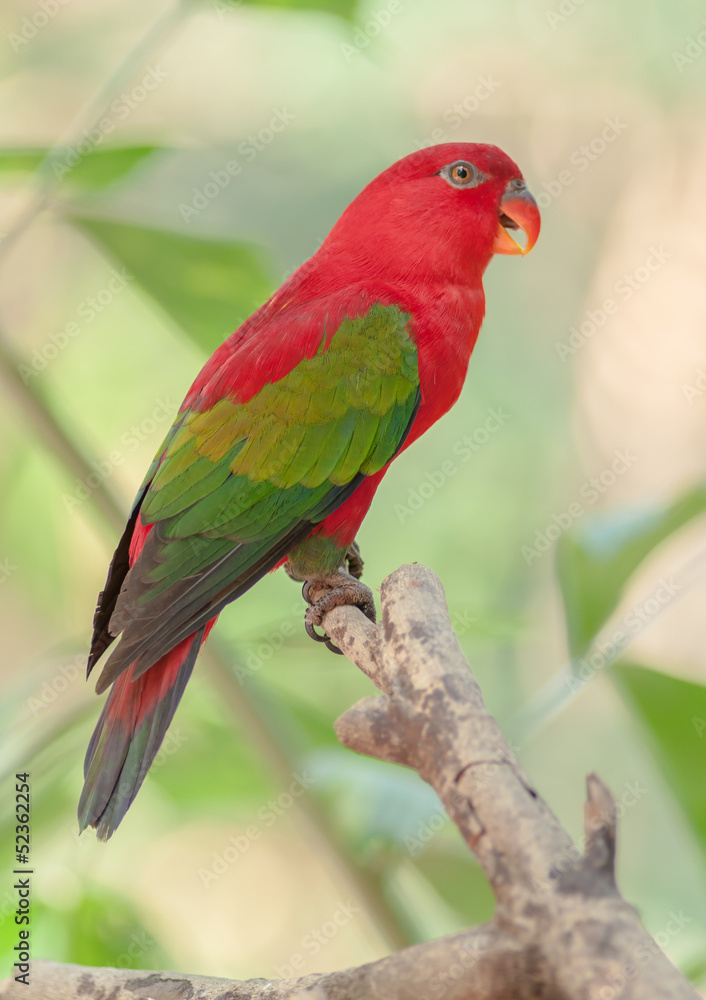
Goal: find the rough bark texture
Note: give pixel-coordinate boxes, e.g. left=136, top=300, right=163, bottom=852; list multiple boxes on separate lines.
left=1, top=564, right=698, bottom=1000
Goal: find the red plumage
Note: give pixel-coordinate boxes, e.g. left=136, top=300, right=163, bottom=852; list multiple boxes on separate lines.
left=80, top=143, right=539, bottom=838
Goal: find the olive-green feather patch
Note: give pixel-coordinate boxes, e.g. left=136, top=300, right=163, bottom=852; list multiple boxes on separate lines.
left=138, top=302, right=419, bottom=594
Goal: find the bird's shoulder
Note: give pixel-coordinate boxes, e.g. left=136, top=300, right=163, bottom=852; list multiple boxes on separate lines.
left=185, top=281, right=420, bottom=412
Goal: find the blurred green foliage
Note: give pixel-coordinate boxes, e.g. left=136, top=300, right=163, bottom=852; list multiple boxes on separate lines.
left=614, top=665, right=706, bottom=862
left=558, top=489, right=706, bottom=658
left=74, top=215, right=272, bottom=353
left=1, top=0, right=705, bottom=987
left=0, top=146, right=158, bottom=189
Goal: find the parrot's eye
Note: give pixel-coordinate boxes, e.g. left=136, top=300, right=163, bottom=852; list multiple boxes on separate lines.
left=440, top=160, right=483, bottom=189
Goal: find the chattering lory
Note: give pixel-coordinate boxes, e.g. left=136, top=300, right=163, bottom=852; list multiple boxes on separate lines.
left=79, top=142, right=540, bottom=839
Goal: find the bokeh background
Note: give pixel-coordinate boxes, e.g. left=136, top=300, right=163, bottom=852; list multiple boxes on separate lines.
left=1, top=0, right=706, bottom=986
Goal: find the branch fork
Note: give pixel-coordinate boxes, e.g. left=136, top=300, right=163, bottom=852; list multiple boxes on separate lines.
left=1, top=564, right=697, bottom=1000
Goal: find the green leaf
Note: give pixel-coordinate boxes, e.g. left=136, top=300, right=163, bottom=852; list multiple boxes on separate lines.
left=61, top=145, right=159, bottom=189
left=219, top=0, right=358, bottom=20
left=0, top=146, right=158, bottom=189
left=557, top=486, right=706, bottom=656
left=69, top=218, right=274, bottom=354
left=614, top=663, right=706, bottom=855
left=0, top=149, right=45, bottom=174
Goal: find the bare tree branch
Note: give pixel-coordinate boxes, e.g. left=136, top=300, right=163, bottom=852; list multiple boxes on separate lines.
left=2, top=564, right=698, bottom=1000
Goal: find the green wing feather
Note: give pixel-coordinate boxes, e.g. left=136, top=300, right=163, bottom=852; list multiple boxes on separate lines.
left=95, top=303, right=419, bottom=692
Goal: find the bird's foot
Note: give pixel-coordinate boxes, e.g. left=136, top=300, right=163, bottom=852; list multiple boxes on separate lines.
left=303, top=571, right=376, bottom=654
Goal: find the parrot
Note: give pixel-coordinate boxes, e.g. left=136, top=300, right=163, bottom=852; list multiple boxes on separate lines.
left=78, top=142, right=540, bottom=840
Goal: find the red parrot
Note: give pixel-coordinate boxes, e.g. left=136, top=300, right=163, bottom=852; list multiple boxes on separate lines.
left=79, top=142, right=539, bottom=839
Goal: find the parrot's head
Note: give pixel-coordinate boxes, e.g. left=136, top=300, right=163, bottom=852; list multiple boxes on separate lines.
left=324, top=142, right=540, bottom=287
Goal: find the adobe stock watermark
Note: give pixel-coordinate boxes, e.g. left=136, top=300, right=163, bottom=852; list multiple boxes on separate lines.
left=28, top=654, right=83, bottom=716
left=535, top=117, right=628, bottom=209
left=588, top=910, right=691, bottom=1000
left=212, top=0, right=242, bottom=17
left=198, top=771, right=316, bottom=888
left=65, top=733, right=187, bottom=851
left=415, top=75, right=501, bottom=149
left=18, top=267, right=135, bottom=383
left=405, top=806, right=449, bottom=857
left=530, top=778, right=649, bottom=896
left=565, top=575, right=682, bottom=696
left=545, top=0, right=589, bottom=31
left=681, top=368, right=706, bottom=405
left=62, top=397, right=177, bottom=513
left=77, top=728, right=187, bottom=836
left=8, top=0, right=70, bottom=52
left=272, top=899, right=361, bottom=978
left=672, top=21, right=706, bottom=72
left=521, top=448, right=637, bottom=565
left=394, top=406, right=511, bottom=524
left=404, top=788, right=471, bottom=858
left=417, top=932, right=496, bottom=1000
left=233, top=600, right=304, bottom=685
left=554, top=246, right=672, bottom=362
left=340, top=0, right=403, bottom=62
left=110, top=728, right=188, bottom=803
left=50, top=66, right=169, bottom=180
left=449, top=608, right=478, bottom=635
left=0, top=557, right=17, bottom=584
left=151, top=727, right=189, bottom=770
left=114, top=930, right=155, bottom=970
left=179, top=108, right=296, bottom=223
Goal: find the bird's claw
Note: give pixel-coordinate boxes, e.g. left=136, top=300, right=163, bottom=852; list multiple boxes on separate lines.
left=304, top=617, right=344, bottom=654
left=302, top=572, right=376, bottom=654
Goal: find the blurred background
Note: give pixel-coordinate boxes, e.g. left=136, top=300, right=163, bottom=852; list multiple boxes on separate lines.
left=1, top=0, right=706, bottom=986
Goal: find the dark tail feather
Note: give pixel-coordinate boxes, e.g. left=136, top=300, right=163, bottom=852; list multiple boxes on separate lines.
left=78, top=626, right=205, bottom=840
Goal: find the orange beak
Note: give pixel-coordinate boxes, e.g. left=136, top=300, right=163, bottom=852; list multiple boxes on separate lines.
left=493, top=181, right=540, bottom=256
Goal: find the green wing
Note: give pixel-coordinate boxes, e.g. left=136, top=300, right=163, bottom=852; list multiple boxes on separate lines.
left=94, top=303, right=419, bottom=692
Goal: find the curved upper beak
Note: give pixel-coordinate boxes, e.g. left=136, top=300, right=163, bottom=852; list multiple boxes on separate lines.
left=493, top=181, right=541, bottom=256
